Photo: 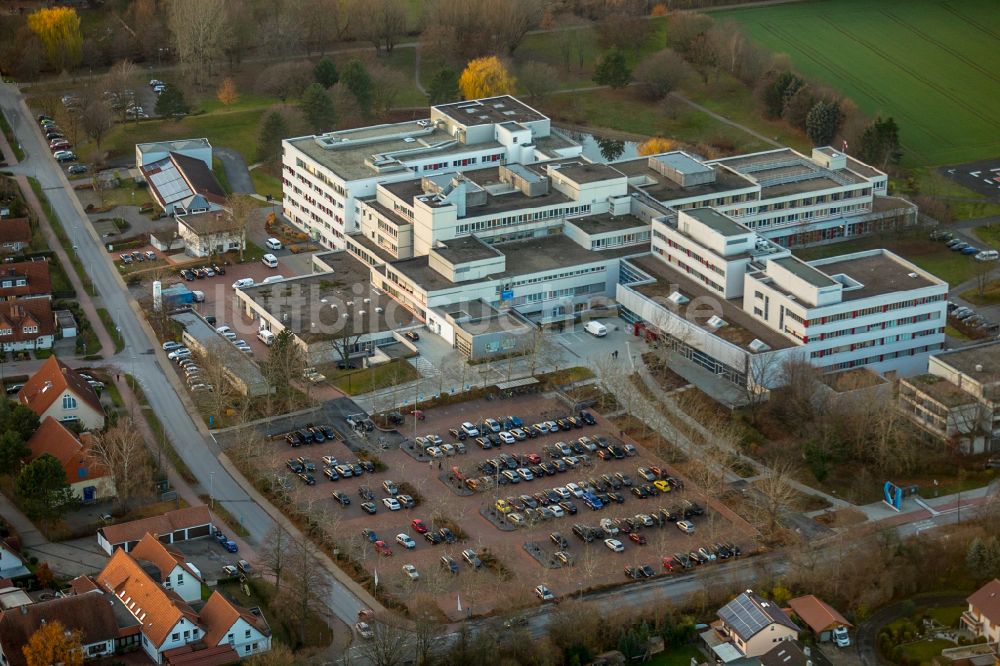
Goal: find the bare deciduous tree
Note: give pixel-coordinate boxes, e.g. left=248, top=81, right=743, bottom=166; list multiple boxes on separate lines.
left=103, top=59, right=137, bottom=124
left=356, top=621, right=411, bottom=666
left=752, top=460, right=799, bottom=538
left=167, top=0, right=226, bottom=87
left=274, top=533, right=331, bottom=647
left=225, top=194, right=256, bottom=261
left=89, top=418, right=153, bottom=512
left=81, top=99, right=113, bottom=158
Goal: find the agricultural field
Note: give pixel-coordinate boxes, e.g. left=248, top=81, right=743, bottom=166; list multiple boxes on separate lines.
left=717, top=0, right=1000, bottom=167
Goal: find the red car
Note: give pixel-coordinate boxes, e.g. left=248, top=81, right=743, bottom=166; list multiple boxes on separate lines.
left=374, top=540, right=393, bottom=556
left=411, top=519, right=428, bottom=534
left=662, top=556, right=676, bottom=572
left=525, top=453, right=541, bottom=464
left=629, top=532, right=646, bottom=545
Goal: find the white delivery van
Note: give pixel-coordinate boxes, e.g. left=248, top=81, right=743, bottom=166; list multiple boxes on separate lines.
left=262, top=254, right=278, bottom=268
left=584, top=321, right=608, bottom=337
left=261, top=275, right=284, bottom=285
left=265, top=237, right=283, bottom=250
left=975, top=250, right=999, bottom=262
left=191, top=290, right=205, bottom=303
left=232, top=278, right=255, bottom=289
left=257, top=329, right=276, bottom=345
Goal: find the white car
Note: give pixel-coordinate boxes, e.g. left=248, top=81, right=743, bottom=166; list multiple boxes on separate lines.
left=549, top=505, right=565, bottom=518
left=833, top=626, right=850, bottom=647
left=168, top=349, right=191, bottom=360
left=484, top=418, right=501, bottom=433
left=382, top=497, right=401, bottom=511
left=355, top=622, right=373, bottom=639
left=499, top=431, right=516, bottom=445
left=604, top=538, right=625, bottom=553
left=321, top=456, right=338, bottom=466
left=395, top=533, right=416, bottom=549
left=461, top=422, right=480, bottom=437
left=554, top=487, right=571, bottom=500
left=533, top=422, right=550, bottom=434
left=676, top=520, right=695, bottom=534
left=216, top=325, right=232, bottom=335
left=566, top=482, right=584, bottom=498
left=162, top=341, right=183, bottom=351
left=534, top=584, right=555, bottom=601
left=517, top=468, right=534, bottom=482
left=402, top=564, right=419, bottom=580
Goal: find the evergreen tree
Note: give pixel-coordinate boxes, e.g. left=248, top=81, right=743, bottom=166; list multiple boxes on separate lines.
left=806, top=100, right=842, bottom=146
left=256, top=111, right=289, bottom=164
left=592, top=48, right=632, bottom=89
left=762, top=71, right=802, bottom=119
left=314, top=57, right=339, bottom=88
left=342, top=59, right=373, bottom=117
left=0, top=431, right=29, bottom=471
left=427, top=69, right=460, bottom=105
left=154, top=85, right=189, bottom=119
left=299, top=83, right=336, bottom=133
left=16, top=454, right=75, bottom=521
left=858, top=116, right=902, bottom=168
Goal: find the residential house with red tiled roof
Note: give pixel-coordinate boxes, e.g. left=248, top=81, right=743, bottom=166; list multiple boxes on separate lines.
left=0, top=219, right=31, bottom=255
left=787, top=595, right=852, bottom=643
left=130, top=534, right=204, bottom=603
left=97, top=505, right=214, bottom=556
left=0, top=300, right=53, bottom=352
left=17, top=355, right=104, bottom=430
left=0, top=593, right=119, bottom=666
left=96, top=547, right=204, bottom=664
left=95, top=544, right=270, bottom=664
left=198, top=590, right=271, bottom=659
left=963, top=578, right=1000, bottom=644
left=0, top=261, right=51, bottom=302
left=25, top=416, right=114, bottom=503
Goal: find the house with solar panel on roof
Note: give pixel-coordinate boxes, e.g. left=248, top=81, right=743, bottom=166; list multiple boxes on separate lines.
left=701, top=590, right=801, bottom=663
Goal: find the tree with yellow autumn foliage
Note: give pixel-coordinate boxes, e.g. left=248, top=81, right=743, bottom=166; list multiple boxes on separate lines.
left=458, top=56, right=516, bottom=100
left=217, top=78, right=240, bottom=106
left=22, top=620, right=83, bottom=666
left=638, top=137, right=677, bottom=156
left=27, top=7, right=83, bottom=72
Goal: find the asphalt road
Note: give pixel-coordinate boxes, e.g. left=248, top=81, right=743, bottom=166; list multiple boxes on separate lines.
left=0, top=83, right=367, bottom=628
left=215, top=146, right=254, bottom=194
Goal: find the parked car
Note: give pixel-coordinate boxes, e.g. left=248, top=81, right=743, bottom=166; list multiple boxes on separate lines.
left=604, top=538, right=625, bottom=553
left=462, top=549, right=482, bottom=568
left=534, top=585, right=555, bottom=601
left=395, top=533, right=416, bottom=550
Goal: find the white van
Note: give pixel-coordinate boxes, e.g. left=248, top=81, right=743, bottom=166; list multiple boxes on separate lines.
left=975, top=250, right=999, bottom=262
left=232, top=278, right=255, bottom=289
left=261, top=275, right=284, bottom=285
left=191, top=290, right=205, bottom=303
left=262, top=254, right=278, bottom=268
left=584, top=321, right=607, bottom=337
left=258, top=329, right=276, bottom=345
left=265, top=237, right=283, bottom=251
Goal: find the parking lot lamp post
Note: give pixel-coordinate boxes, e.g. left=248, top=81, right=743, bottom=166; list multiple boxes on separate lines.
left=210, top=472, right=215, bottom=510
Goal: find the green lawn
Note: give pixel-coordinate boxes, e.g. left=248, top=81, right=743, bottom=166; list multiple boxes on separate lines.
left=794, top=231, right=983, bottom=288
left=212, top=156, right=232, bottom=194
left=926, top=605, right=965, bottom=628
left=716, top=0, right=1000, bottom=167
left=249, top=168, right=282, bottom=200
left=900, top=638, right=953, bottom=664
left=975, top=225, right=1000, bottom=249
left=648, top=645, right=704, bottom=666
left=323, top=359, right=420, bottom=395
left=540, top=88, right=773, bottom=153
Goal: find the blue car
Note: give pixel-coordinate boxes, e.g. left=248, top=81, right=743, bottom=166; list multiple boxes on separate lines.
left=582, top=492, right=603, bottom=510
left=222, top=540, right=238, bottom=553
left=961, top=246, right=979, bottom=255
left=510, top=415, right=524, bottom=428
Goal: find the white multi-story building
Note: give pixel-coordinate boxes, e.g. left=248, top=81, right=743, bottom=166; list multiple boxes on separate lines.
left=618, top=207, right=947, bottom=388
left=276, top=96, right=937, bottom=373
left=898, top=341, right=1000, bottom=453
left=281, top=96, right=582, bottom=250
left=615, top=147, right=913, bottom=248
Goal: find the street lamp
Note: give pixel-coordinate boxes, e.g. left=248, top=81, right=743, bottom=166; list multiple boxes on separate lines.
left=210, top=472, right=215, bottom=510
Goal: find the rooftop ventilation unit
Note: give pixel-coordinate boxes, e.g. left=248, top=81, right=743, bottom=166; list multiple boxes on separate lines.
left=706, top=315, right=727, bottom=329
left=667, top=291, right=689, bottom=306
left=748, top=339, right=771, bottom=352
left=403, top=137, right=416, bottom=143
left=908, top=272, right=918, bottom=278
left=416, top=120, right=430, bottom=127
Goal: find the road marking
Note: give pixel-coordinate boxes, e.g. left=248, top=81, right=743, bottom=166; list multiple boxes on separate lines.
left=971, top=171, right=981, bottom=177
left=990, top=168, right=1000, bottom=172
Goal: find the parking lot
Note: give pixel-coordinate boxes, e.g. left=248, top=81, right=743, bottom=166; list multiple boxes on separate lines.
left=939, top=158, right=1000, bottom=200
left=217, top=392, right=755, bottom=618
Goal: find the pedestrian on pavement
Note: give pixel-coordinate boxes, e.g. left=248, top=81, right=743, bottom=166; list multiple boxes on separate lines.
left=438, top=460, right=443, bottom=469
left=116, top=374, right=120, bottom=382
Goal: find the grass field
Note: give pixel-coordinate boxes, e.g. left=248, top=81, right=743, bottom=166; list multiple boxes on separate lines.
left=793, top=229, right=983, bottom=288
left=717, top=0, right=1000, bottom=167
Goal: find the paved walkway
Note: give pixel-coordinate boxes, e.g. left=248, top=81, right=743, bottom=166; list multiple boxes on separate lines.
left=215, top=147, right=254, bottom=194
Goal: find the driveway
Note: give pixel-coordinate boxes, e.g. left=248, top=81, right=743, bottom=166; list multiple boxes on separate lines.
left=215, top=147, right=254, bottom=194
